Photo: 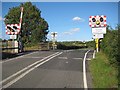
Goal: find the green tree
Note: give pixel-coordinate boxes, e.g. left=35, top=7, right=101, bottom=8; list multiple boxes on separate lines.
left=4, top=2, right=49, bottom=45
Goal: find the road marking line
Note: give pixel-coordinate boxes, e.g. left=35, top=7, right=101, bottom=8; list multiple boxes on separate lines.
left=58, top=57, right=68, bottom=59
left=86, top=58, right=91, bottom=61
left=1, top=52, right=63, bottom=89
left=93, top=50, right=96, bottom=59
left=0, top=52, right=59, bottom=85
left=73, top=58, right=82, bottom=60
left=22, top=57, right=44, bottom=59
left=83, top=50, right=90, bottom=89
left=2, top=51, right=39, bottom=63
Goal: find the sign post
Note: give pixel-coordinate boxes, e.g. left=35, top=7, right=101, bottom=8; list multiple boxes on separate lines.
left=51, top=32, right=57, bottom=50
left=95, top=38, right=99, bottom=52
left=5, top=7, right=24, bottom=53
left=89, top=15, right=107, bottom=52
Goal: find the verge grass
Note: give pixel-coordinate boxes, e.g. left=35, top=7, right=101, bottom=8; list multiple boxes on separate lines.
left=89, top=52, right=118, bottom=88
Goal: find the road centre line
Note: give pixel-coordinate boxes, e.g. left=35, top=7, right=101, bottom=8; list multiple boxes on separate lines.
left=0, top=52, right=60, bottom=85
left=1, top=52, right=63, bottom=89
left=83, top=50, right=90, bottom=89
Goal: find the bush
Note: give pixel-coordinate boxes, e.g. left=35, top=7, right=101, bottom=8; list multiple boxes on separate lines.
left=100, top=27, right=118, bottom=66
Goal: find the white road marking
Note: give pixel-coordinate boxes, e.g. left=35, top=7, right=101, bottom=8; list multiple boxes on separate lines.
left=58, top=57, right=68, bottom=59
left=83, top=50, right=90, bottom=89
left=0, top=52, right=60, bottom=85
left=1, top=52, right=63, bottom=89
left=73, top=58, right=82, bottom=60
left=93, top=50, right=96, bottom=59
left=22, top=57, right=44, bottom=59
left=65, top=61, right=68, bottom=63
left=87, top=58, right=91, bottom=61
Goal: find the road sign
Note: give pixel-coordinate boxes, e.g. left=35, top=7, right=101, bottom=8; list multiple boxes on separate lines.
left=93, top=34, right=103, bottom=39
left=6, top=7, right=23, bottom=35
left=89, top=15, right=107, bottom=28
left=10, top=35, right=17, bottom=39
left=92, top=27, right=106, bottom=34
left=6, top=24, right=20, bottom=35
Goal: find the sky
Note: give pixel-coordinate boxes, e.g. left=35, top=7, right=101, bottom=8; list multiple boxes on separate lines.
left=0, top=1, right=119, bottom=42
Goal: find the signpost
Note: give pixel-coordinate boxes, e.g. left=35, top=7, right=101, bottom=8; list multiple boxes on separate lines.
left=89, top=15, right=107, bottom=52
left=92, top=27, right=106, bottom=34
left=51, top=32, right=57, bottom=50
left=5, top=7, right=24, bottom=53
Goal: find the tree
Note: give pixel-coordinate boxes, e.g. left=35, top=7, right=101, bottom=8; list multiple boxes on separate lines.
left=4, top=2, right=49, bottom=46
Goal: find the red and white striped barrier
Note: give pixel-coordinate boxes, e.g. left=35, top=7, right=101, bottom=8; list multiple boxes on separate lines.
left=89, top=15, right=107, bottom=28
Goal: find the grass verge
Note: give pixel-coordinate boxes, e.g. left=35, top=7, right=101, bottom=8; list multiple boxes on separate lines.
left=89, top=51, right=118, bottom=88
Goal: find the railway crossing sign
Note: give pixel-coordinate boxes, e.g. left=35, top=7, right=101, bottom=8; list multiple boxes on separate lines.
left=92, top=27, right=106, bottom=34
left=89, top=15, right=107, bottom=28
left=93, top=34, right=103, bottom=39
left=89, top=15, right=107, bottom=52
left=5, top=7, right=23, bottom=35
left=6, top=24, right=20, bottom=35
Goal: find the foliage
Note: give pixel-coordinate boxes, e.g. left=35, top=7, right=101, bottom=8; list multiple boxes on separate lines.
left=4, top=2, right=49, bottom=46
left=100, top=26, right=118, bottom=66
left=86, top=40, right=95, bottom=49
left=57, top=41, right=88, bottom=50
left=90, top=52, right=118, bottom=88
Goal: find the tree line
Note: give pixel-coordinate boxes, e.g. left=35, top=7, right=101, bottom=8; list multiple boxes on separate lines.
left=4, top=2, right=49, bottom=47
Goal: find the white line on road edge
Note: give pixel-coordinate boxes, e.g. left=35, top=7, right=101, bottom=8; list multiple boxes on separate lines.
left=83, top=50, right=90, bottom=90
left=0, top=52, right=60, bottom=85
left=93, top=50, right=96, bottom=59
left=1, top=51, right=39, bottom=63
left=1, top=52, right=63, bottom=89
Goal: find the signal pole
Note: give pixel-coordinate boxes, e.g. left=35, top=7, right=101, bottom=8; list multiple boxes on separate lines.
left=51, top=32, right=57, bottom=50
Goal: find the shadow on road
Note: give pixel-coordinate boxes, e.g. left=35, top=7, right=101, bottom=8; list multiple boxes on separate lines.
left=2, top=50, right=39, bottom=60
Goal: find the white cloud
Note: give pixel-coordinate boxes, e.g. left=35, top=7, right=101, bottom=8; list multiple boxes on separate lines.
left=0, top=16, right=5, bottom=21
left=72, top=16, right=85, bottom=22
left=63, top=28, right=80, bottom=35
left=63, top=32, right=72, bottom=35
left=71, top=28, right=80, bottom=32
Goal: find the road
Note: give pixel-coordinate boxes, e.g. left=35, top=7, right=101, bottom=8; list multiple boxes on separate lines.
left=1, top=49, right=94, bottom=89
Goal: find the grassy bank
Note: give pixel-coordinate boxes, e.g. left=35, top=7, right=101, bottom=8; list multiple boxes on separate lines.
left=89, top=51, right=118, bottom=88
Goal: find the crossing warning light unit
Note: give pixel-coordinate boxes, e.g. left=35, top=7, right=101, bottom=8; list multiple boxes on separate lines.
left=89, top=15, right=107, bottom=28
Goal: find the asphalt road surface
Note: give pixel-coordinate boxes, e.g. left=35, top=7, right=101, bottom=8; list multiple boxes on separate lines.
left=1, top=49, right=94, bottom=89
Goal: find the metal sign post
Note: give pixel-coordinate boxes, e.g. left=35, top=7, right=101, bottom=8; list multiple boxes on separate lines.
left=51, top=32, right=57, bottom=50
left=5, top=7, right=24, bottom=53
left=95, top=38, right=99, bottom=52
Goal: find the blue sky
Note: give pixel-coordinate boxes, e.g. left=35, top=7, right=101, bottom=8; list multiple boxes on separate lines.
left=0, top=2, right=118, bottom=41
